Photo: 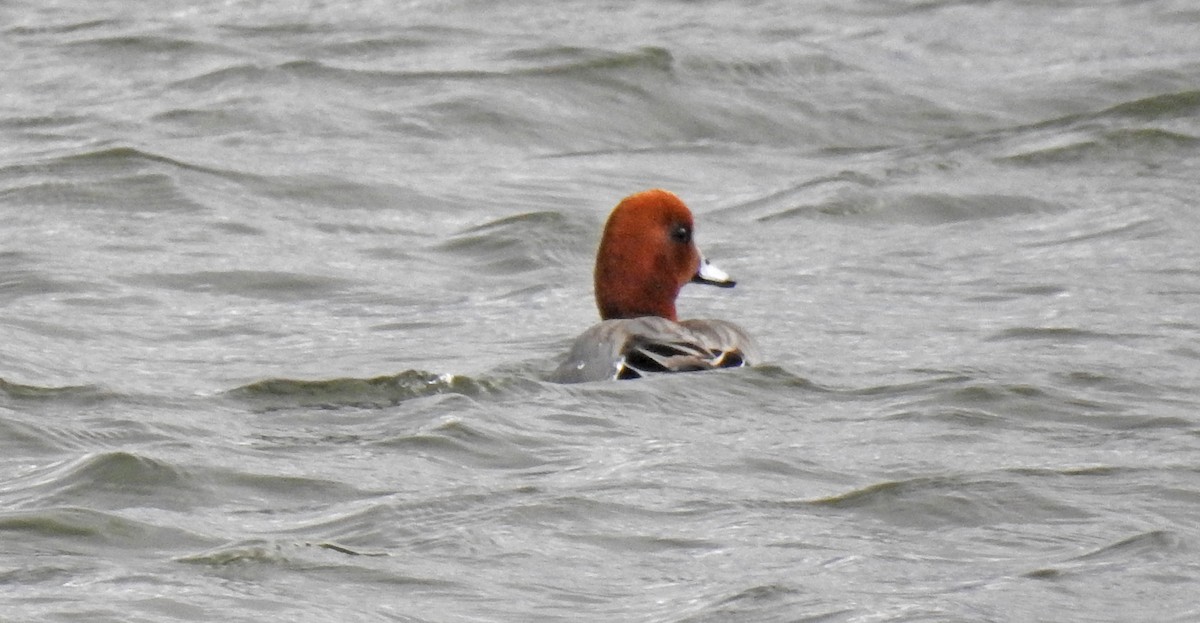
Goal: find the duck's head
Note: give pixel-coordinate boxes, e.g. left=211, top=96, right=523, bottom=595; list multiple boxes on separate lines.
left=593, top=189, right=735, bottom=321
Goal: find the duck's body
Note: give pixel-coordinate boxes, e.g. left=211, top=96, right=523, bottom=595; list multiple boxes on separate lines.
left=551, top=316, right=760, bottom=383
left=552, top=189, right=759, bottom=383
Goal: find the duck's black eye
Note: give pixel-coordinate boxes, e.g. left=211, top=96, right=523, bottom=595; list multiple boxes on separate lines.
left=670, top=225, right=691, bottom=244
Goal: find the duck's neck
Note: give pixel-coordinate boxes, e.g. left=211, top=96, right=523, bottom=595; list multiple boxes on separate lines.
left=594, top=273, right=680, bottom=321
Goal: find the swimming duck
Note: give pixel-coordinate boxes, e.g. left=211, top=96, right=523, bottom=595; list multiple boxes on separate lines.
left=551, top=189, right=759, bottom=383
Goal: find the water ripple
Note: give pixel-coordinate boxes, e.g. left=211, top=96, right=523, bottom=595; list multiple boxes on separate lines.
left=227, top=370, right=504, bottom=411
left=0, top=506, right=213, bottom=550
left=1, top=451, right=201, bottom=511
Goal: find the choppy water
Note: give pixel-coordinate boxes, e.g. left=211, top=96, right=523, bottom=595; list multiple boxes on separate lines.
left=3, top=1, right=1200, bottom=621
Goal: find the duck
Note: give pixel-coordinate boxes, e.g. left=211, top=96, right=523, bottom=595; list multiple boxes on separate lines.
left=550, top=189, right=760, bottom=383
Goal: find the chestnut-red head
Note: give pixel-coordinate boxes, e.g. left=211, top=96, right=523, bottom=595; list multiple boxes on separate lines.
left=593, top=189, right=734, bottom=321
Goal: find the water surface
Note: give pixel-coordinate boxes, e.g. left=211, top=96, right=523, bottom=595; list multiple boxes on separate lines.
left=3, top=1, right=1200, bottom=621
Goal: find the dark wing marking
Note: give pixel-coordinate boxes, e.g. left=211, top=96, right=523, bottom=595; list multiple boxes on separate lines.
left=616, top=338, right=737, bottom=379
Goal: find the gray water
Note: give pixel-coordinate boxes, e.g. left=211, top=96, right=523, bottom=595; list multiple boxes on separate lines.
left=3, top=1, right=1200, bottom=621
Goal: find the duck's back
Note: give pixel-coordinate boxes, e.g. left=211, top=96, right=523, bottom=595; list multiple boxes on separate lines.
left=550, top=316, right=760, bottom=383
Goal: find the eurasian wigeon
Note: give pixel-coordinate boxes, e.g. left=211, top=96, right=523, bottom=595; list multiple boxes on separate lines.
left=551, top=189, right=760, bottom=383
